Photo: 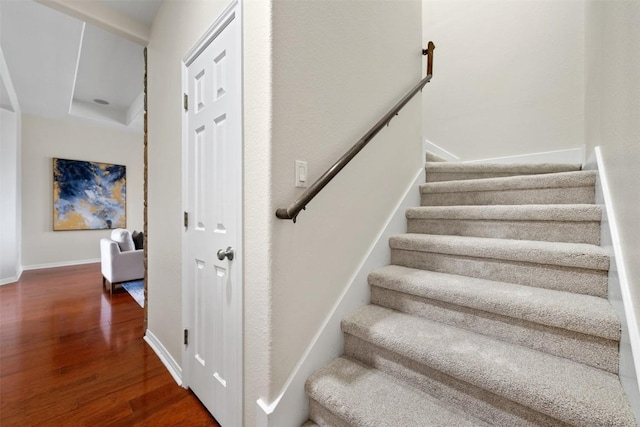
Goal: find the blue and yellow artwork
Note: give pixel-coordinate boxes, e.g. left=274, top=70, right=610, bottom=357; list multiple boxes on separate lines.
left=53, top=158, right=126, bottom=231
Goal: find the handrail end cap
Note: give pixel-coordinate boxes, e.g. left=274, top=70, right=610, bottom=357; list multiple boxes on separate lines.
left=275, top=208, right=293, bottom=220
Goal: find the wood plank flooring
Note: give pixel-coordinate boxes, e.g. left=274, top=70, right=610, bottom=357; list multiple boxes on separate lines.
left=0, top=263, right=220, bottom=426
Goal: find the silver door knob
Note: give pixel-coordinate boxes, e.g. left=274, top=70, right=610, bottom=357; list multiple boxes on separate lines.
left=217, top=247, right=234, bottom=261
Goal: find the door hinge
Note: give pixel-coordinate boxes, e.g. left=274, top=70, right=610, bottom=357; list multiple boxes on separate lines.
left=184, top=329, right=189, bottom=345
left=183, top=93, right=188, bottom=111
left=184, top=211, right=189, bottom=229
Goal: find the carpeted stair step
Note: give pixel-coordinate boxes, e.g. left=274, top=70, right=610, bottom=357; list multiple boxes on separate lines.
left=425, top=162, right=581, bottom=182
left=420, top=170, right=596, bottom=206
left=342, top=305, right=637, bottom=427
left=305, top=357, right=487, bottom=427
left=390, top=233, right=609, bottom=297
left=406, top=204, right=601, bottom=244
left=301, top=421, right=319, bottom=427
left=369, top=265, right=619, bottom=372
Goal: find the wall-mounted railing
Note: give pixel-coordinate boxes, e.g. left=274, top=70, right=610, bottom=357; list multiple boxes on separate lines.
left=275, top=42, right=435, bottom=222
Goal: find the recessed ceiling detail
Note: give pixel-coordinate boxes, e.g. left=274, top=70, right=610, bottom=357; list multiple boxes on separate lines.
left=0, top=0, right=162, bottom=133
left=69, top=21, right=144, bottom=127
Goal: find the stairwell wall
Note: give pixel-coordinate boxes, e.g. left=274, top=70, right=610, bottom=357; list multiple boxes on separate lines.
left=422, top=0, right=585, bottom=161
left=585, top=0, right=640, bottom=413
left=265, top=0, right=423, bottom=416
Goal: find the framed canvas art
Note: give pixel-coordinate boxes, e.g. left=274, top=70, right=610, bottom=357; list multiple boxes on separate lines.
left=53, top=158, right=126, bottom=231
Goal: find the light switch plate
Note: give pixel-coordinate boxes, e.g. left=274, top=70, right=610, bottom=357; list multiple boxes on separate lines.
left=295, top=160, right=308, bottom=188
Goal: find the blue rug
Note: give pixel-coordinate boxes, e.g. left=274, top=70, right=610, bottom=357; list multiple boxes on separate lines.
left=122, top=280, right=144, bottom=308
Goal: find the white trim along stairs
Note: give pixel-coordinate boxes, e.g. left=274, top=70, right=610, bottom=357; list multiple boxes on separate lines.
left=303, top=155, right=637, bottom=426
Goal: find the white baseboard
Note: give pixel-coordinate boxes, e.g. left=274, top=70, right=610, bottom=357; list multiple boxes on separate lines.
left=21, top=258, right=100, bottom=271
left=0, top=274, right=20, bottom=286
left=464, top=146, right=585, bottom=165
left=585, top=147, right=640, bottom=420
left=423, top=139, right=460, bottom=161
left=144, top=329, right=183, bottom=386
left=256, top=167, right=424, bottom=427
left=422, top=140, right=585, bottom=165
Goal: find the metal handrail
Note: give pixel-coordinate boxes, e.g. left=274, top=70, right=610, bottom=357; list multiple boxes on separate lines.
left=275, top=42, right=435, bottom=222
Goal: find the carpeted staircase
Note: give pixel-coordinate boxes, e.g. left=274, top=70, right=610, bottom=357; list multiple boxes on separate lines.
left=303, top=156, right=637, bottom=426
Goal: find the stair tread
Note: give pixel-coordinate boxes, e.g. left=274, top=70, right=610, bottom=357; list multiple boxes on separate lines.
left=425, top=162, right=582, bottom=173
left=420, top=170, right=596, bottom=193
left=306, top=357, right=487, bottom=427
left=342, top=305, right=636, bottom=426
left=390, top=233, right=609, bottom=271
left=406, top=204, right=602, bottom=221
left=301, top=422, right=319, bottom=427
left=369, top=265, right=619, bottom=340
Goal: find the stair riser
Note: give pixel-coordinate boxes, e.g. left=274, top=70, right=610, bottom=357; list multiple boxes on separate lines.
left=407, top=219, right=601, bottom=245
left=427, top=171, right=556, bottom=182
left=371, top=286, right=619, bottom=373
left=421, top=187, right=595, bottom=206
left=309, top=400, right=350, bottom=427
left=390, top=249, right=608, bottom=297
left=424, top=163, right=583, bottom=183
left=344, top=334, right=569, bottom=427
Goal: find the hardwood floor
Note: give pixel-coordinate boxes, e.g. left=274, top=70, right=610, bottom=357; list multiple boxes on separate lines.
left=0, top=263, right=220, bottom=426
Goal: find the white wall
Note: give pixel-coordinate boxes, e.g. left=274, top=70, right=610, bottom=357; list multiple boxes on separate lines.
left=267, top=0, right=422, bottom=403
left=0, top=108, right=21, bottom=284
left=585, top=0, right=640, bottom=413
left=422, top=0, right=585, bottom=161
left=21, top=114, right=143, bottom=268
left=243, top=0, right=274, bottom=424
left=0, top=42, right=22, bottom=285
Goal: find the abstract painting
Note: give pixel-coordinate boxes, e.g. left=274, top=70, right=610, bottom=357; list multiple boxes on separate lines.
left=53, top=158, right=126, bottom=231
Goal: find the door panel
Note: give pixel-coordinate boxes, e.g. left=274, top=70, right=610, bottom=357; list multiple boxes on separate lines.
left=183, top=5, right=241, bottom=426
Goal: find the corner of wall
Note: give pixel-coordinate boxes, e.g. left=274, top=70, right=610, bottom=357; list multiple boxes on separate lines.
left=16, top=112, right=22, bottom=276
left=423, top=139, right=459, bottom=162
left=1, top=46, right=23, bottom=283
left=144, top=329, right=183, bottom=387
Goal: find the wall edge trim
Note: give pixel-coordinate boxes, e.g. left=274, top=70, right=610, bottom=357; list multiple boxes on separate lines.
left=464, top=146, right=585, bottom=165
left=592, top=146, right=640, bottom=409
left=0, top=274, right=20, bottom=286
left=423, top=138, right=460, bottom=161
left=144, top=329, right=183, bottom=386
left=21, top=258, right=100, bottom=271
left=0, top=45, right=21, bottom=113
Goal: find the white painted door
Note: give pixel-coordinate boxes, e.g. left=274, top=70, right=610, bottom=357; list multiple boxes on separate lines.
left=183, top=4, right=242, bottom=426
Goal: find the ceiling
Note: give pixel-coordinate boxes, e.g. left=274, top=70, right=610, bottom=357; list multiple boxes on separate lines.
left=0, top=0, right=163, bottom=133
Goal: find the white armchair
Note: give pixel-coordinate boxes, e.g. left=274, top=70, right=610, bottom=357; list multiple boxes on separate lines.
left=100, top=229, right=144, bottom=294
